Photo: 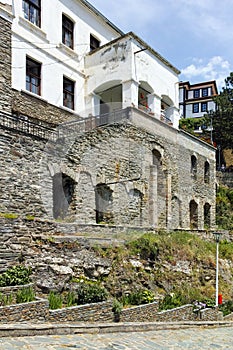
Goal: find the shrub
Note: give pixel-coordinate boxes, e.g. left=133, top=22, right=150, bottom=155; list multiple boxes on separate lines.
left=158, top=293, right=185, bottom=311
left=219, top=300, right=233, bottom=316
left=0, top=265, right=32, bottom=287
left=112, top=299, right=123, bottom=322
left=76, top=282, right=108, bottom=305
left=16, top=286, right=35, bottom=304
left=127, top=233, right=159, bottom=261
left=124, top=289, right=155, bottom=306
left=66, top=291, right=77, bottom=307
left=0, top=293, right=13, bottom=306
left=48, top=292, right=63, bottom=309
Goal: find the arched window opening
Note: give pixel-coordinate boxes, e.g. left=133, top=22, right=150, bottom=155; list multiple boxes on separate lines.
left=128, top=189, right=143, bottom=225
left=204, top=203, right=211, bottom=228
left=190, top=199, right=198, bottom=229
left=204, top=161, right=210, bottom=183
left=191, top=155, right=197, bottom=179
left=95, top=184, right=113, bottom=224
left=152, top=149, right=162, bottom=166
left=138, top=86, right=150, bottom=112
left=172, top=196, right=182, bottom=229
left=53, top=173, right=75, bottom=219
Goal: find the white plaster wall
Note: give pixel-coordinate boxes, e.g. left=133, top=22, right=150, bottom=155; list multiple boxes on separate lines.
left=85, top=36, right=179, bottom=119
left=11, top=0, right=121, bottom=113
left=132, top=41, right=179, bottom=109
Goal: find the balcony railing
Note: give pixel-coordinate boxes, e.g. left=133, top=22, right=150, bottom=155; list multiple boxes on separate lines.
left=0, top=108, right=131, bottom=141
left=0, top=111, right=57, bottom=141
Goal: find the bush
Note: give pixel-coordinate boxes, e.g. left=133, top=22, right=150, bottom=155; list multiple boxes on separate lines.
left=66, top=291, right=77, bottom=307
left=219, top=300, right=233, bottom=316
left=127, top=233, right=159, bottom=261
left=0, top=265, right=32, bottom=287
left=76, top=282, right=108, bottom=305
left=0, top=293, right=13, bottom=306
left=124, top=289, right=155, bottom=306
left=49, top=292, right=63, bottom=309
left=16, top=286, right=35, bottom=304
left=158, top=293, right=185, bottom=311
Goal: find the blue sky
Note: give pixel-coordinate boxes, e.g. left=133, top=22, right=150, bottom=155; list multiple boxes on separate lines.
left=90, top=0, right=233, bottom=92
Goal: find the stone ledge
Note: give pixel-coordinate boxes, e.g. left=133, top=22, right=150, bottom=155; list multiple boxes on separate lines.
left=0, top=320, right=232, bottom=338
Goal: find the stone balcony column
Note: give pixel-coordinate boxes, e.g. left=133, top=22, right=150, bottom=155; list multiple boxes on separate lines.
left=147, top=93, right=161, bottom=118
left=166, top=172, right=172, bottom=229
left=122, top=79, right=139, bottom=109
left=149, top=165, right=158, bottom=227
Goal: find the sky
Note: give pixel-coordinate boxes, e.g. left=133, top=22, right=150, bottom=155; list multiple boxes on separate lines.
left=90, top=0, right=233, bottom=91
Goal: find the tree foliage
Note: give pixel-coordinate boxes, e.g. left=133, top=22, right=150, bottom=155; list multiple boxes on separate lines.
left=211, top=72, right=233, bottom=150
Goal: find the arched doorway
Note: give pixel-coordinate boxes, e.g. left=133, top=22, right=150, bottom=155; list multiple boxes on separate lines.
left=128, top=188, right=143, bottom=225
left=53, top=173, right=75, bottom=219
left=94, top=81, right=122, bottom=117
left=95, top=184, right=113, bottom=224
left=190, top=200, right=198, bottom=229
left=204, top=203, right=211, bottom=228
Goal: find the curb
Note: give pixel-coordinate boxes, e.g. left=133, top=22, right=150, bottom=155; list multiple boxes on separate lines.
left=0, top=321, right=233, bottom=338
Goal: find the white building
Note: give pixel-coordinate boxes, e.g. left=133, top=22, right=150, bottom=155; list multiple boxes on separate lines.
left=179, top=80, right=218, bottom=119
left=1, top=0, right=180, bottom=128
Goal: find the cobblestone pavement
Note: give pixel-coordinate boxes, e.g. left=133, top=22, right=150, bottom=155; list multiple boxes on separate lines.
left=0, top=326, right=232, bottom=349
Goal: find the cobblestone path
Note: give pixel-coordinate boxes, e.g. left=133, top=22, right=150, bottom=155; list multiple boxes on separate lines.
left=0, top=326, right=232, bottom=349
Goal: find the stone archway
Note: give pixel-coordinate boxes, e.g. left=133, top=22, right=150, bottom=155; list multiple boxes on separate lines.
left=53, top=173, right=75, bottom=219
left=190, top=199, right=198, bottom=229
left=95, top=183, right=113, bottom=224
left=204, top=203, right=211, bottom=228
left=128, top=188, right=143, bottom=226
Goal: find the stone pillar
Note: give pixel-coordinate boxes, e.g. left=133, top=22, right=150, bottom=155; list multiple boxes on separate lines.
left=0, top=7, right=13, bottom=113
left=122, top=79, right=139, bottom=109
left=166, top=172, right=172, bottom=229
left=93, top=93, right=101, bottom=116
left=149, top=165, right=157, bottom=227
left=148, top=93, right=161, bottom=118
left=210, top=203, right=216, bottom=229
left=198, top=201, right=204, bottom=230
left=169, top=106, right=180, bottom=129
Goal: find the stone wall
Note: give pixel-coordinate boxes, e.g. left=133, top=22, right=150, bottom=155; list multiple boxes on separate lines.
left=120, top=302, right=159, bottom=322
left=0, top=15, right=12, bottom=113
left=155, top=305, right=195, bottom=322
left=0, top=113, right=216, bottom=231
left=0, top=296, right=223, bottom=323
left=12, top=89, right=82, bottom=125
left=48, top=301, right=113, bottom=323
left=217, top=171, right=233, bottom=188
left=0, top=298, right=49, bottom=323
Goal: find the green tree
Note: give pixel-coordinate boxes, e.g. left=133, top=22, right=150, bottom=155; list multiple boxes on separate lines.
left=211, top=72, right=233, bottom=150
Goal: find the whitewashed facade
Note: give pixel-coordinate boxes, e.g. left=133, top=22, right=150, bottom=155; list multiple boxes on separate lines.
left=1, top=0, right=180, bottom=128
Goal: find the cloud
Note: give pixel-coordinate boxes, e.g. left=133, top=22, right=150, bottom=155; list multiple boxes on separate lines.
left=180, top=56, right=231, bottom=91
left=91, top=0, right=165, bottom=32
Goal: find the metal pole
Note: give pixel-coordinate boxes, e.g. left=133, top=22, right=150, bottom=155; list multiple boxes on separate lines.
left=216, top=240, right=219, bottom=307
left=210, top=115, right=213, bottom=144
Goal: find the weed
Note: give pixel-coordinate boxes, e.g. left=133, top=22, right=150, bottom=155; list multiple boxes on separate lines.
left=48, top=292, right=63, bottom=309
left=16, top=286, right=35, bottom=303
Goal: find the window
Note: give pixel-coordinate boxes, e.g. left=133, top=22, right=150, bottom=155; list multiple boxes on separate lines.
left=90, top=34, right=100, bottom=51
left=194, top=89, right=200, bottom=98
left=193, top=103, right=199, bottom=113
left=63, top=77, right=75, bottom=110
left=26, top=57, right=41, bottom=95
left=62, top=14, right=74, bottom=49
left=204, top=161, right=210, bottom=183
left=201, top=102, right=207, bottom=112
left=191, top=155, right=197, bottom=179
left=202, top=88, right=208, bottom=97
left=23, top=0, right=41, bottom=27
left=95, top=184, right=113, bottom=224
